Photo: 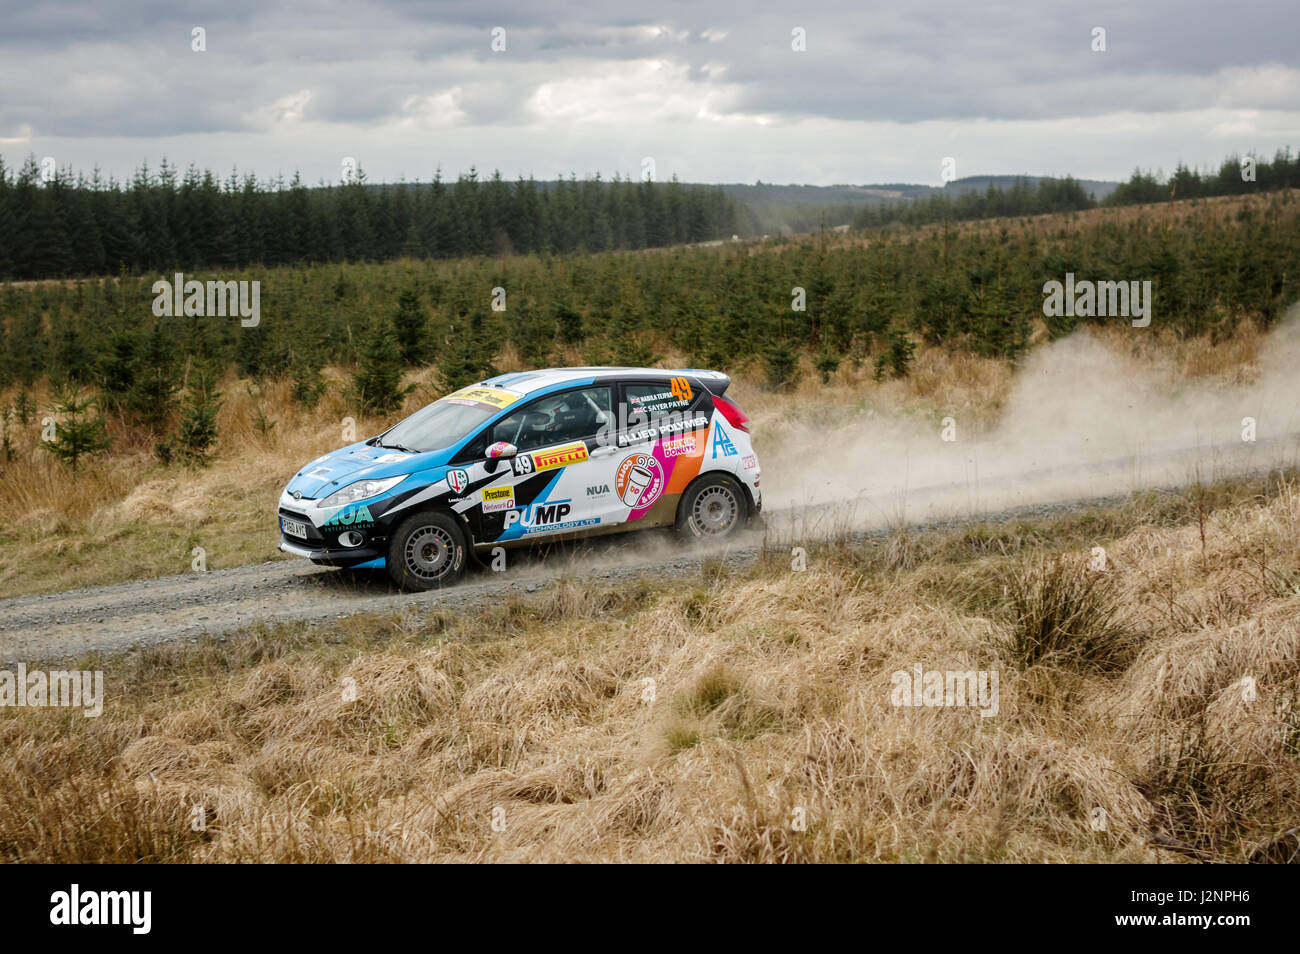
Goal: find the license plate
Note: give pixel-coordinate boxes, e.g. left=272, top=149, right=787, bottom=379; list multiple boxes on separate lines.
left=281, top=516, right=309, bottom=538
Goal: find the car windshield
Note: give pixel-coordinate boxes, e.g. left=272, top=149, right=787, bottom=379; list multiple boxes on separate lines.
left=377, top=400, right=499, bottom=454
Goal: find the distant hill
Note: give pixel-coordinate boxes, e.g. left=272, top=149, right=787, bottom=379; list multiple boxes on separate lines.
left=715, top=175, right=1120, bottom=208
left=942, top=175, right=1120, bottom=201
left=365, top=173, right=1119, bottom=222
left=363, top=173, right=1121, bottom=238
left=707, top=175, right=1121, bottom=235
left=714, top=181, right=933, bottom=206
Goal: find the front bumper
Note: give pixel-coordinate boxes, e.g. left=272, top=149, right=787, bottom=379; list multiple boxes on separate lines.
left=278, top=503, right=389, bottom=568
left=278, top=536, right=387, bottom=567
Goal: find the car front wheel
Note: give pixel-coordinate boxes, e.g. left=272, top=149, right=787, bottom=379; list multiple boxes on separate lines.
left=676, top=474, right=749, bottom=540
left=386, top=511, right=468, bottom=591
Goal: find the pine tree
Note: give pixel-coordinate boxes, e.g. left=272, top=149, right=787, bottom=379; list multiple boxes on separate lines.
left=352, top=318, right=409, bottom=413
left=0, top=157, right=13, bottom=279
left=235, top=323, right=268, bottom=378
left=13, top=389, right=34, bottom=426
left=96, top=328, right=137, bottom=409
left=554, top=302, right=583, bottom=345
left=392, top=287, right=428, bottom=365
left=437, top=310, right=499, bottom=392
left=290, top=358, right=327, bottom=409
left=400, top=220, right=425, bottom=259
left=246, top=382, right=276, bottom=441
left=0, top=314, right=10, bottom=391
left=16, top=164, right=73, bottom=278
left=612, top=334, right=662, bottom=368
left=128, top=323, right=180, bottom=434
left=173, top=367, right=221, bottom=464
left=874, top=327, right=916, bottom=380
left=11, top=308, right=45, bottom=386
left=0, top=404, right=13, bottom=464
left=764, top=341, right=798, bottom=391
left=53, top=319, right=90, bottom=384
left=41, top=387, right=110, bottom=470
left=969, top=276, right=1028, bottom=360
left=510, top=298, right=551, bottom=368
left=813, top=349, right=841, bottom=383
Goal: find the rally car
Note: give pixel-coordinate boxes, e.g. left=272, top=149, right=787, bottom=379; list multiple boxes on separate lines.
left=277, top=367, right=761, bottom=590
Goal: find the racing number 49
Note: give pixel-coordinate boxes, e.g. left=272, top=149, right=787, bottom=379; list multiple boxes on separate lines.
left=670, top=376, right=692, bottom=403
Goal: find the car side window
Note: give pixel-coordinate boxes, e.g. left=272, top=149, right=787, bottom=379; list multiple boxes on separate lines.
left=622, top=378, right=698, bottom=428
left=489, top=386, right=612, bottom=453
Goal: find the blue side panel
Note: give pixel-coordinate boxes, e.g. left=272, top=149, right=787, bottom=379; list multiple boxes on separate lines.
left=494, top=470, right=564, bottom=542
left=351, top=557, right=386, bottom=569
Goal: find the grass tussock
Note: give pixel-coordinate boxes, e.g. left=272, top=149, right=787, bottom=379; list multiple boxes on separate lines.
left=3, top=474, right=1299, bottom=862
left=1001, top=555, right=1136, bottom=673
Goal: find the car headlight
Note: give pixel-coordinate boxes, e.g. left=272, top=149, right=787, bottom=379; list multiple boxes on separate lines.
left=317, top=475, right=408, bottom=509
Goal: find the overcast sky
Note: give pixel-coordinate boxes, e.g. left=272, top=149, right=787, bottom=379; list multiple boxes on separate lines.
left=2, top=0, right=1298, bottom=186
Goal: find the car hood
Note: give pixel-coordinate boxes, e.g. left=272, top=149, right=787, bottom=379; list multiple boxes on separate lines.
left=285, top=441, right=455, bottom=500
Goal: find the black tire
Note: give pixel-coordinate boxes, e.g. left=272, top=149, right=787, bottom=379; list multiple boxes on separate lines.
left=386, top=510, right=468, bottom=591
left=675, top=473, right=749, bottom=540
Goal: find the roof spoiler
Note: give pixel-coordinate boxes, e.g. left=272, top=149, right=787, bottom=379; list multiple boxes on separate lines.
left=674, top=368, right=731, bottom=396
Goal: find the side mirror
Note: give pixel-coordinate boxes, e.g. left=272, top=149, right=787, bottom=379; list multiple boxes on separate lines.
left=484, top=440, right=517, bottom=473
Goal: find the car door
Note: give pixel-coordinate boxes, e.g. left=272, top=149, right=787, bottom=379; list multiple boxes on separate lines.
left=607, top=376, right=713, bottom=527
left=459, top=385, right=620, bottom=543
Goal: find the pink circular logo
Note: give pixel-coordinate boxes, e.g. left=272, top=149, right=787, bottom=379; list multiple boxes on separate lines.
left=615, top=453, right=664, bottom=510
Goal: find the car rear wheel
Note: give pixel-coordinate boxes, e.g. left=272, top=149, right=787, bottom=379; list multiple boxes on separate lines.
left=387, top=511, right=467, bottom=591
left=676, top=474, right=748, bottom=540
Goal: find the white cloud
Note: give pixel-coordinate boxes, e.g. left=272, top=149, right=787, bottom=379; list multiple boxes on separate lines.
left=2, top=0, right=1298, bottom=184
left=249, top=89, right=313, bottom=127
left=1213, top=65, right=1300, bottom=110
left=399, top=89, right=467, bottom=127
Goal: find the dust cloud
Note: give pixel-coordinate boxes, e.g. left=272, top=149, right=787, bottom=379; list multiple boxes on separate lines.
left=761, top=309, right=1300, bottom=537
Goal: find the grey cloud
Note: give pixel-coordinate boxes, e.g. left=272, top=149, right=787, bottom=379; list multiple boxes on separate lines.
left=0, top=0, right=1296, bottom=140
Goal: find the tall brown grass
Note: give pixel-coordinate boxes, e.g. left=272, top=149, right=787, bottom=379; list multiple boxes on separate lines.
left=2, top=474, right=1298, bottom=862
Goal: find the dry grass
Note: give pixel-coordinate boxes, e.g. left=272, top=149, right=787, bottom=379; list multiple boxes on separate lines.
left=1000, top=555, right=1136, bottom=673
left=0, top=369, right=428, bottom=597
left=2, top=473, right=1298, bottom=862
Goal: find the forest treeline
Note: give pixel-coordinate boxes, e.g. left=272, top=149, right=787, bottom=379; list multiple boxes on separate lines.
left=0, top=159, right=742, bottom=280
left=2, top=188, right=1295, bottom=408
left=853, top=148, right=1300, bottom=229
left=2, top=147, right=1296, bottom=281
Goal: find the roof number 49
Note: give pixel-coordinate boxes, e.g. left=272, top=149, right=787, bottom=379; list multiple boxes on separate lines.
left=670, top=376, right=692, bottom=403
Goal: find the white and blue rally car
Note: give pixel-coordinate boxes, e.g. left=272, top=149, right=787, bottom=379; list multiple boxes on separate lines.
left=278, top=367, right=761, bottom=589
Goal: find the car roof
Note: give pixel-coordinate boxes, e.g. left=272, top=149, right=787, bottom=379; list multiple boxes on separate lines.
left=479, top=366, right=729, bottom=397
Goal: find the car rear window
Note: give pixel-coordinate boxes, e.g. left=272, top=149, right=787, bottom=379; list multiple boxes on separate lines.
left=622, top=380, right=699, bottom=430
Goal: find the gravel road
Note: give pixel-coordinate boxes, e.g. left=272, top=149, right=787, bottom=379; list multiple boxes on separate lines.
left=0, top=535, right=739, bottom=663
left=3, top=436, right=1293, bottom=663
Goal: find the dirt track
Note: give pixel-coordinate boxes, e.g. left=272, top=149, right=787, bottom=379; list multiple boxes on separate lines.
left=0, top=503, right=1058, bottom=664
left=0, top=533, right=742, bottom=664
left=0, top=497, right=1214, bottom=665
left=3, top=434, right=1294, bottom=663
